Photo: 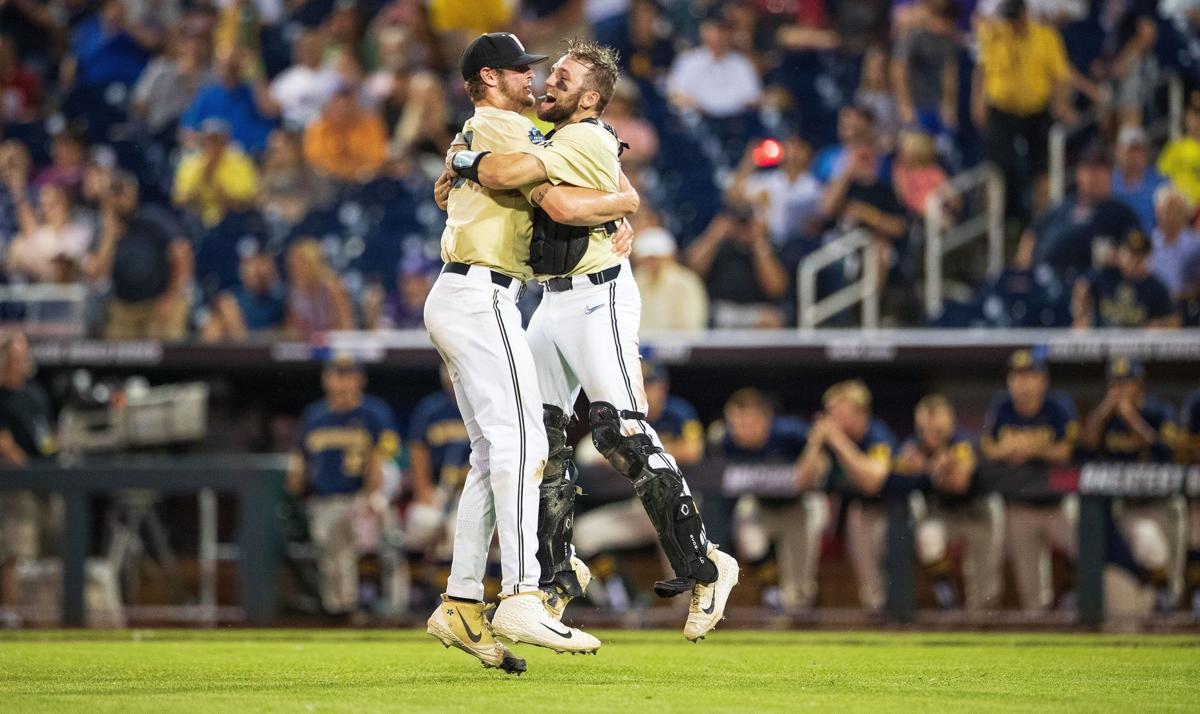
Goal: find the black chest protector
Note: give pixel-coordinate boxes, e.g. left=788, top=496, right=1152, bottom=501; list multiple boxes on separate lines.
left=527, top=118, right=629, bottom=277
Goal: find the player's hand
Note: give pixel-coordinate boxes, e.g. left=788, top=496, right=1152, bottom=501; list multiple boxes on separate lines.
left=444, top=133, right=468, bottom=173
left=433, top=170, right=452, bottom=211
left=611, top=218, right=634, bottom=259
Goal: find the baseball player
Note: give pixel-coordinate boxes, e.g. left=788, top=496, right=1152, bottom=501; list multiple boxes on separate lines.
left=981, top=350, right=1079, bottom=612
left=897, top=395, right=1004, bottom=611
left=1083, top=357, right=1182, bottom=610
left=424, top=33, right=640, bottom=673
left=448, top=38, right=740, bottom=641
left=796, top=381, right=896, bottom=611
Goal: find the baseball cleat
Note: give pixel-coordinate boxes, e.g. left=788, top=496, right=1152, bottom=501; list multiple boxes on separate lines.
left=546, top=556, right=593, bottom=621
left=683, top=545, right=739, bottom=642
left=427, top=594, right=526, bottom=675
left=491, top=590, right=601, bottom=654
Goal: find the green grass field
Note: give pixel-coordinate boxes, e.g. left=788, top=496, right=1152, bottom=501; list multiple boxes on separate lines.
left=1, top=629, right=1197, bottom=712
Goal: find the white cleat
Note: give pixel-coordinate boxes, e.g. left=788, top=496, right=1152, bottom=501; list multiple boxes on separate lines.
left=491, top=590, right=601, bottom=654
left=684, top=545, right=739, bottom=642
left=546, top=556, right=593, bottom=621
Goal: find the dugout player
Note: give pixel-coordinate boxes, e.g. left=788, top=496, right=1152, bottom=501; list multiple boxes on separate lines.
left=897, top=395, right=1004, bottom=611
left=287, top=354, right=400, bottom=618
left=981, top=349, right=1078, bottom=611
left=424, top=33, right=639, bottom=671
left=796, top=381, right=896, bottom=611
left=1084, top=357, right=1183, bottom=610
left=447, top=38, right=740, bottom=641
left=715, top=388, right=822, bottom=611
left=1180, top=388, right=1200, bottom=615
left=404, top=365, right=470, bottom=560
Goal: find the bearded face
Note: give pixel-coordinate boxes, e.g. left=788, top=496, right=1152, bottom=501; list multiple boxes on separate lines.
left=497, top=66, right=536, bottom=110
left=537, top=55, right=592, bottom=124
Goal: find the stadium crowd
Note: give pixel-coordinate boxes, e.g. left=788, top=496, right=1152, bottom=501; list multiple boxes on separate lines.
left=0, top=0, right=1198, bottom=335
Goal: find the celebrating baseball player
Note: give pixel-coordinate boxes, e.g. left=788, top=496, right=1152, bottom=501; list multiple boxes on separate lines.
left=424, top=33, right=640, bottom=674
left=447, top=38, right=740, bottom=642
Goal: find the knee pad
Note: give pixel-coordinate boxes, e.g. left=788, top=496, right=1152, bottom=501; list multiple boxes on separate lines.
left=543, top=405, right=573, bottom=480
left=589, top=401, right=659, bottom=481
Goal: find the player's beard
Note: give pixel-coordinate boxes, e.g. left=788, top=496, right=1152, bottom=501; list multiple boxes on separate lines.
left=537, top=87, right=580, bottom=124
left=499, top=77, right=536, bottom=111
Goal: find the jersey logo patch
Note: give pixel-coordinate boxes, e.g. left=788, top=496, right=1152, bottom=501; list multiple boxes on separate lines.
left=528, top=127, right=547, bottom=145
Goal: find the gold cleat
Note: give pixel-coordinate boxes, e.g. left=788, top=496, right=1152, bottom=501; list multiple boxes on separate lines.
left=426, top=594, right=526, bottom=675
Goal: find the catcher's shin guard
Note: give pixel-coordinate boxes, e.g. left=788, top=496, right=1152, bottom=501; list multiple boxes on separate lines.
left=536, top=405, right=583, bottom=596
left=589, top=401, right=718, bottom=591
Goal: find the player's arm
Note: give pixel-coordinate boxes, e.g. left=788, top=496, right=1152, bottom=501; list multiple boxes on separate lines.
left=1083, top=394, right=1119, bottom=451
left=931, top=441, right=975, bottom=494
left=825, top=427, right=891, bottom=496
left=286, top=450, right=306, bottom=495
left=795, top=420, right=831, bottom=490
left=529, top=174, right=639, bottom=226
left=451, top=149, right=547, bottom=190
left=408, top=440, right=436, bottom=504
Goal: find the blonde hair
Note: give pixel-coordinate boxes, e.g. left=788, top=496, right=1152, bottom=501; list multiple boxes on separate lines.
left=287, top=238, right=334, bottom=283
left=898, top=129, right=936, bottom=167
left=823, top=380, right=872, bottom=411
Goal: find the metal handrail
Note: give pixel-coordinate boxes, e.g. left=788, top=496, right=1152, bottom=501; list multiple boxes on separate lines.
left=1049, top=71, right=1184, bottom=203
left=924, top=163, right=1005, bottom=320
left=0, top=283, right=89, bottom=337
left=798, top=228, right=880, bottom=329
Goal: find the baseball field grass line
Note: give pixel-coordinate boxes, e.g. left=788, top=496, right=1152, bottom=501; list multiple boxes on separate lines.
left=2, top=630, right=1198, bottom=713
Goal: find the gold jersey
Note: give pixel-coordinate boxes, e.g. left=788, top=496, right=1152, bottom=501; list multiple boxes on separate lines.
left=440, top=106, right=543, bottom=281
left=521, top=119, right=622, bottom=278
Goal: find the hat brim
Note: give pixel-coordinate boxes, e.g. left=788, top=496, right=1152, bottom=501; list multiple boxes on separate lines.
left=497, top=52, right=548, bottom=69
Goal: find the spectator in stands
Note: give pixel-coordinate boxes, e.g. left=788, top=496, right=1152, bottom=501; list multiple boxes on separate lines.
left=288, top=353, right=399, bottom=617
left=892, top=0, right=960, bottom=137
left=84, top=172, right=193, bottom=340
left=855, top=45, right=901, bottom=153
left=201, top=250, right=284, bottom=342
left=1084, top=357, right=1181, bottom=610
left=1099, top=0, right=1159, bottom=126
left=364, top=256, right=436, bottom=330
left=303, top=84, right=389, bottom=184
left=67, top=0, right=155, bottom=90
left=257, top=129, right=332, bottom=225
left=684, top=205, right=789, bottom=329
left=1072, top=227, right=1179, bottom=328
left=602, top=79, right=659, bottom=170
left=0, top=35, right=39, bottom=123
left=813, top=105, right=876, bottom=184
left=32, top=132, right=87, bottom=196
left=1149, top=186, right=1200, bottom=303
left=617, top=0, right=677, bottom=83
left=1024, top=145, right=1142, bottom=282
left=1157, top=91, right=1200, bottom=206
left=897, top=394, right=1003, bottom=611
left=818, top=138, right=909, bottom=289
left=380, top=69, right=452, bottom=165
left=981, top=349, right=1078, bottom=611
left=5, top=182, right=92, bottom=283
left=269, top=30, right=339, bottom=129
left=666, top=13, right=761, bottom=120
left=1111, top=126, right=1165, bottom=233
left=181, top=48, right=279, bottom=155
left=0, top=0, right=57, bottom=76
left=284, top=238, right=354, bottom=338
left=892, top=128, right=951, bottom=218
left=632, top=226, right=709, bottom=332
left=573, top=362, right=705, bottom=611
left=728, top=134, right=824, bottom=246
left=130, top=27, right=213, bottom=138
left=797, top=380, right=896, bottom=611
left=172, top=118, right=258, bottom=227
left=0, top=141, right=29, bottom=250
left=712, top=387, right=821, bottom=611
left=973, top=0, right=1074, bottom=223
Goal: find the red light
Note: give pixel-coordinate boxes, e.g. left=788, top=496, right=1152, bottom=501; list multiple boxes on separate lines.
left=752, top=139, right=783, bottom=167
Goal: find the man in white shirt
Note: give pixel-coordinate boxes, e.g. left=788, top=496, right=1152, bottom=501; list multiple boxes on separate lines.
left=1149, top=185, right=1200, bottom=301
left=729, top=135, right=824, bottom=245
left=666, top=15, right=761, bottom=119
left=633, top=226, right=710, bottom=332
left=269, top=31, right=340, bottom=128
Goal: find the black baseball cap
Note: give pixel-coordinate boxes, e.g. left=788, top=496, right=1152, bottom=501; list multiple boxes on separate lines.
left=460, top=33, right=547, bottom=81
left=1121, top=228, right=1152, bottom=255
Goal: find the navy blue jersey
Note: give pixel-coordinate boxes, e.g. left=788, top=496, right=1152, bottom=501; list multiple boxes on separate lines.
left=895, top=429, right=980, bottom=507
left=650, top=396, right=703, bottom=445
left=407, top=390, right=471, bottom=488
left=825, top=418, right=897, bottom=499
left=1182, top=389, right=1200, bottom=463
left=1086, top=267, right=1175, bottom=327
left=1092, top=395, right=1176, bottom=463
left=983, top=389, right=1079, bottom=463
left=715, top=416, right=809, bottom=462
left=297, top=395, right=399, bottom=496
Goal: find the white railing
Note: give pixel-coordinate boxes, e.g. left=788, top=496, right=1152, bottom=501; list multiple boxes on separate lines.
left=1050, top=72, right=1184, bottom=204
left=798, top=228, right=880, bottom=329
left=924, top=163, right=1006, bottom=320
left=0, top=284, right=89, bottom=337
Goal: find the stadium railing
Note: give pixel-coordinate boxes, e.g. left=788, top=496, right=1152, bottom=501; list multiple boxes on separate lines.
left=923, top=163, right=1006, bottom=320
left=797, top=228, right=881, bottom=329
left=0, top=284, right=89, bottom=338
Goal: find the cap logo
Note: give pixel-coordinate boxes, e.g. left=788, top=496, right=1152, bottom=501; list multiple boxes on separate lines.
left=504, top=33, right=526, bottom=51
left=1114, top=357, right=1129, bottom=375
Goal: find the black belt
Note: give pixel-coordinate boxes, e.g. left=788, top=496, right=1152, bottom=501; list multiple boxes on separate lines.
left=441, top=262, right=514, bottom=288
left=543, top=264, right=621, bottom=293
